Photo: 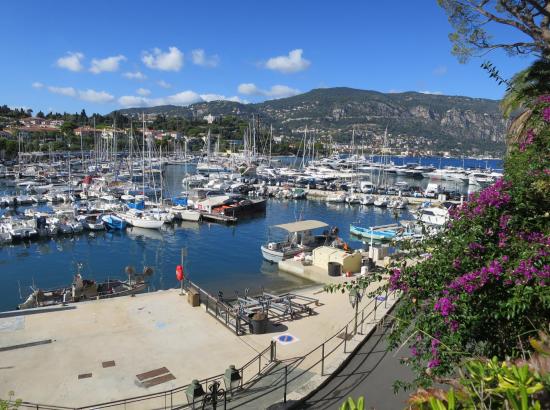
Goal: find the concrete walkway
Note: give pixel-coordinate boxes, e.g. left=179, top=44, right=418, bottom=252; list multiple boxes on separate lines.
left=0, top=281, right=392, bottom=408
left=298, top=320, right=414, bottom=410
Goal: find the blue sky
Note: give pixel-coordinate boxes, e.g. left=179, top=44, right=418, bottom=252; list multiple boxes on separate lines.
left=1, top=0, right=534, bottom=114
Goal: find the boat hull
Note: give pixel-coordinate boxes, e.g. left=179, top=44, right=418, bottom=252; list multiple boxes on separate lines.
left=261, top=245, right=303, bottom=263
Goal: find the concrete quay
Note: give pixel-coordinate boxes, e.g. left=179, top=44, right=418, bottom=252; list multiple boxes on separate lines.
left=0, top=277, right=396, bottom=409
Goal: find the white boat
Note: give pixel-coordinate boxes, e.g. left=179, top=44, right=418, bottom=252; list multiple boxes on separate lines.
left=373, top=196, right=389, bottom=207
left=326, top=193, right=346, bottom=203
left=77, top=214, right=105, bottom=231
left=415, top=206, right=449, bottom=226
left=345, top=194, right=361, bottom=204
left=119, top=209, right=164, bottom=230
left=1, top=218, right=38, bottom=240
left=171, top=206, right=201, bottom=222
left=360, top=195, right=374, bottom=205
left=0, top=232, right=12, bottom=243
left=261, top=220, right=332, bottom=263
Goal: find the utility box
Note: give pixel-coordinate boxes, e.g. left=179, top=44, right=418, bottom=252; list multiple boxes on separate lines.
left=188, top=289, right=200, bottom=307
left=369, top=245, right=390, bottom=261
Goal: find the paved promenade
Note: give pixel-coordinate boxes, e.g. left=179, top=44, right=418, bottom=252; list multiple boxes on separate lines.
left=299, top=319, right=414, bottom=410
left=0, top=280, right=394, bottom=408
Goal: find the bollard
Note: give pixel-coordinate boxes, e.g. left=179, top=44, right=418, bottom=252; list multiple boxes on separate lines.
left=284, top=365, right=288, bottom=403
left=344, top=324, right=348, bottom=353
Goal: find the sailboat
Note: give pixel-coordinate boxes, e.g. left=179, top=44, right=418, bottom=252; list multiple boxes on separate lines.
left=171, top=137, right=201, bottom=222
left=118, top=113, right=164, bottom=230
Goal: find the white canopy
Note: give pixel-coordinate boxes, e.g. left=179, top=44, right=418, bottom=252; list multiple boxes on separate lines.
left=274, top=220, right=328, bottom=233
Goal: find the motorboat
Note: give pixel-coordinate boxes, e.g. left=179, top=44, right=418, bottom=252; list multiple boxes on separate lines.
left=373, top=196, right=389, bottom=207
left=101, top=214, right=127, bottom=230
left=350, top=222, right=418, bottom=242
left=77, top=214, right=105, bottom=231
left=415, top=205, right=450, bottom=226
left=18, top=266, right=153, bottom=309
left=261, top=219, right=336, bottom=263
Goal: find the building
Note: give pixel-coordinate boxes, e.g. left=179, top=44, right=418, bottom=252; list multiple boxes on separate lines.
left=74, top=126, right=97, bottom=138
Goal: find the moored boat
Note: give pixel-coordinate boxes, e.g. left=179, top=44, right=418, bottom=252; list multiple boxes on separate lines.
left=261, top=219, right=336, bottom=263
left=17, top=266, right=153, bottom=309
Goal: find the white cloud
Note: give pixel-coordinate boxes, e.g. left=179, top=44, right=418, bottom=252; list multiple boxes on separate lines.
left=32, top=82, right=44, bottom=89
left=157, top=80, right=172, bottom=89
left=136, top=88, right=151, bottom=96
left=388, top=89, right=401, bottom=93
left=123, top=71, right=147, bottom=80
left=90, top=55, right=126, bottom=74
left=46, top=84, right=114, bottom=103
left=191, top=49, right=220, bottom=67
left=78, top=89, right=115, bottom=103
left=237, top=83, right=299, bottom=99
left=56, top=52, right=84, bottom=72
left=47, top=86, right=77, bottom=97
left=142, top=47, right=184, bottom=71
left=238, top=83, right=260, bottom=95
left=419, top=90, right=443, bottom=95
left=162, top=91, right=202, bottom=105
left=118, top=95, right=149, bottom=107
left=200, top=93, right=244, bottom=103
left=118, top=90, right=245, bottom=108
left=433, top=65, right=447, bottom=76
left=264, top=49, right=310, bottom=73
left=118, top=90, right=199, bottom=107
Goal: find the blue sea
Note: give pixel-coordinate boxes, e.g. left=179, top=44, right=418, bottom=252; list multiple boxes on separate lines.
left=0, top=156, right=502, bottom=311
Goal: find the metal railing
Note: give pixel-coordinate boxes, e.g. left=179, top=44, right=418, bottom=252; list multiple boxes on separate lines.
left=224, top=290, right=396, bottom=409
left=17, top=290, right=396, bottom=410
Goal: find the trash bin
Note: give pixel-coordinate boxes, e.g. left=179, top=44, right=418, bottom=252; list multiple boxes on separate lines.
left=328, top=262, right=341, bottom=277
left=188, top=289, right=200, bottom=307
left=250, top=311, right=268, bottom=334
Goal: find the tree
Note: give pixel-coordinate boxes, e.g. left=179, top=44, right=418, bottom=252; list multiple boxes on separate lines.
left=438, top=0, right=550, bottom=61
left=60, top=121, right=77, bottom=136
left=36, top=111, right=45, bottom=118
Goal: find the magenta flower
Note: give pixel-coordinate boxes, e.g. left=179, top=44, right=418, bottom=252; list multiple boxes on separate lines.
left=452, top=258, right=461, bottom=270
left=434, top=297, right=454, bottom=317
left=449, top=320, right=459, bottom=332
left=543, top=106, right=550, bottom=122
left=428, top=358, right=441, bottom=368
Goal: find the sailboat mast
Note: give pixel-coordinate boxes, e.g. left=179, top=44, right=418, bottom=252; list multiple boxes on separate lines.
left=142, top=113, right=145, bottom=195
left=269, top=124, right=272, bottom=167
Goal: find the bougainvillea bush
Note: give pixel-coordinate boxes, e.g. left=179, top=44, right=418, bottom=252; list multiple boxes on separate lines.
left=329, top=96, right=550, bottom=389
left=389, top=96, right=550, bottom=387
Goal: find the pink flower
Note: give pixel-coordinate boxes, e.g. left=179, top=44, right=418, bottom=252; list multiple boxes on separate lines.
left=428, top=358, right=441, bottom=368
left=434, top=297, right=454, bottom=317
left=543, top=107, right=550, bottom=123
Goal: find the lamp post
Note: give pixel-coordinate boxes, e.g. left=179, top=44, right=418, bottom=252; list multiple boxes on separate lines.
left=349, top=287, right=365, bottom=335
left=185, top=379, right=205, bottom=409
left=224, top=364, right=242, bottom=397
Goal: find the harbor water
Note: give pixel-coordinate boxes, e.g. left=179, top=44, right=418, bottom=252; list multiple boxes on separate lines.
left=0, top=156, right=502, bottom=312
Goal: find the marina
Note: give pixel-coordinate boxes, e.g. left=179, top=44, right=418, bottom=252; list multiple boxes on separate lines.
left=0, top=156, right=501, bottom=313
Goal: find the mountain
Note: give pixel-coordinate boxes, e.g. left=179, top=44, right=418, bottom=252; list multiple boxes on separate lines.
left=115, top=87, right=507, bottom=153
